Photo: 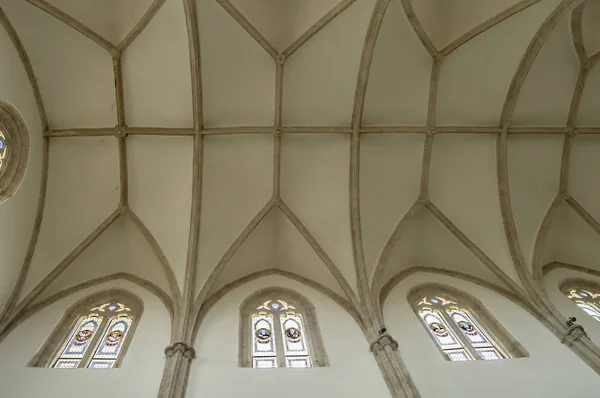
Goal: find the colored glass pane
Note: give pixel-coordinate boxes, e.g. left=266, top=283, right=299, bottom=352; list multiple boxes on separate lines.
left=476, top=348, right=503, bottom=361
left=253, top=358, right=277, bottom=368
left=419, top=310, right=463, bottom=351
left=447, top=309, right=503, bottom=360
left=88, top=360, right=116, bottom=369
left=251, top=314, right=276, bottom=367
left=280, top=314, right=309, bottom=358
left=0, top=131, right=6, bottom=173
left=446, top=350, right=471, bottom=362
left=54, top=359, right=81, bottom=369
left=90, top=316, right=133, bottom=361
left=286, top=357, right=310, bottom=368
left=54, top=315, right=103, bottom=367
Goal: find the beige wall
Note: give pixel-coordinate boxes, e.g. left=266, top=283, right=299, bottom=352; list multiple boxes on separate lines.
left=189, top=275, right=390, bottom=398
left=0, top=24, right=43, bottom=314
left=383, top=272, right=600, bottom=397
left=0, top=280, right=170, bottom=397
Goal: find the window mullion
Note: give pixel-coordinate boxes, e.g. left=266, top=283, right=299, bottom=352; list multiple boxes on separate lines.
left=443, top=311, right=478, bottom=360
left=273, top=313, right=286, bottom=368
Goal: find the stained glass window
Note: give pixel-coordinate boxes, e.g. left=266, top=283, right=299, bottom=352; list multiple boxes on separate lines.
left=242, top=290, right=328, bottom=369
left=415, top=294, right=506, bottom=361
left=249, top=300, right=312, bottom=368
left=47, top=298, right=139, bottom=369
left=53, top=315, right=103, bottom=368
left=564, top=284, right=600, bottom=323
left=0, top=130, right=6, bottom=174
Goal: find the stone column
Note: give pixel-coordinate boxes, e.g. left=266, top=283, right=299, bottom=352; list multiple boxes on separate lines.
left=158, top=342, right=196, bottom=398
left=370, top=334, right=421, bottom=398
left=561, top=318, right=600, bottom=374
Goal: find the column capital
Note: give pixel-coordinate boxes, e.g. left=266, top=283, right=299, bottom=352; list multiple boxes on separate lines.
left=561, top=318, right=588, bottom=348
left=164, top=342, right=196, bottom=360
left=370, top=334, right=399, bottom=353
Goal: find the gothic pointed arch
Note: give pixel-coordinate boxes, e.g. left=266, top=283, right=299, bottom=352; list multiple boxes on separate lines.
left=407, top=283, right=528, bottom=361
left=239, top=286, right=329, bottom=368
left=28, top=289, right=143, bottom=369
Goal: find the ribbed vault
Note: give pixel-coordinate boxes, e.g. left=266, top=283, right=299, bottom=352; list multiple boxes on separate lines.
left=0, top=0, right=599, bottom=346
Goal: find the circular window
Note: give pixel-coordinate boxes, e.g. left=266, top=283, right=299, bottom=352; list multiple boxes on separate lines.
left=0, top=101, right=29, bottom=203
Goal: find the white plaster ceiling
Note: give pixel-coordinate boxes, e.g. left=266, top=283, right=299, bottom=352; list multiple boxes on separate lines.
left=2, top=0, right=600, bottom=313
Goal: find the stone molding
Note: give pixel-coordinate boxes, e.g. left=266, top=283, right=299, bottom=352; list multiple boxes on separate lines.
left=561, top=317, right=589, bottom=348
left=164, top=342, right=196, bottom=360
left=370, top=334, right=399, bottom=353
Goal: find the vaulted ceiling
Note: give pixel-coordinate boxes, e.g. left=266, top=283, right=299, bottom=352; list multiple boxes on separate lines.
left=1, top=0, right=599, bottom=319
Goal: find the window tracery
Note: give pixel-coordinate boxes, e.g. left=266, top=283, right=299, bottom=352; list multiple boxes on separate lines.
left=409, top=284, right=527, bottom=362
left=561, top=279, right=600, bottom=323
left=29, top=290, right=142, bottom=369
left=240, top=288, right=328, bottom=369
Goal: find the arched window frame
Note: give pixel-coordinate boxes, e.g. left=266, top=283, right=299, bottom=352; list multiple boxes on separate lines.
left=408, top=284, right=527, bottom=362
left=29, top=289, right=143, bottom=369
left=239, top=287, right=328, bottom=368
left=560, top=278, right=600, bottom=323
left=0, top=101, right=29, bottom=203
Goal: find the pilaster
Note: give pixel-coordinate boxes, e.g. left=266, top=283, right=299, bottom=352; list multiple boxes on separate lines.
left=370, top=334, right=420, bottom=398
left=158, top=342, right=196, bottom=398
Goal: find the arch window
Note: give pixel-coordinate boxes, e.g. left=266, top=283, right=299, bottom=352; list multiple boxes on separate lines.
left=29, top=290, right=142, bottom=369
left=561, top=279, right=600, bottom=322
left=240, top=287, right=328, bottom=369
left=409, top=284, right=527, bottom=362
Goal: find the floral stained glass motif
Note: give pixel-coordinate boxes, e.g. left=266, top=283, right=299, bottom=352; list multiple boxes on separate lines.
left=0, top=131, right=7, bottom=173
left=53, top=315, right=103, bottom=367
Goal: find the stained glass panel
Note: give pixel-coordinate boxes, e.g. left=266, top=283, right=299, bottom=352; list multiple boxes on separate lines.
left=252, top=314, right=276, bottom=358
left=446, top=350, right=471, bottom=362
left=54, top=315, right=103, bottom=367
left=476, top=348, right=503, bottom=361
left=286, top=357, right=310, bottom=368
left=253, top=358, right=277, bottom=368
left=90, top=316, right=133, bottom=360
left=419, top=311, right=463, bottom=350
left=88, top=360, right=116, bottom=369
left=54, top=359, right=81, bottom=368
left=447, top=310, right=492, bottom=348
left=280, top=314, right=309, bottom=358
